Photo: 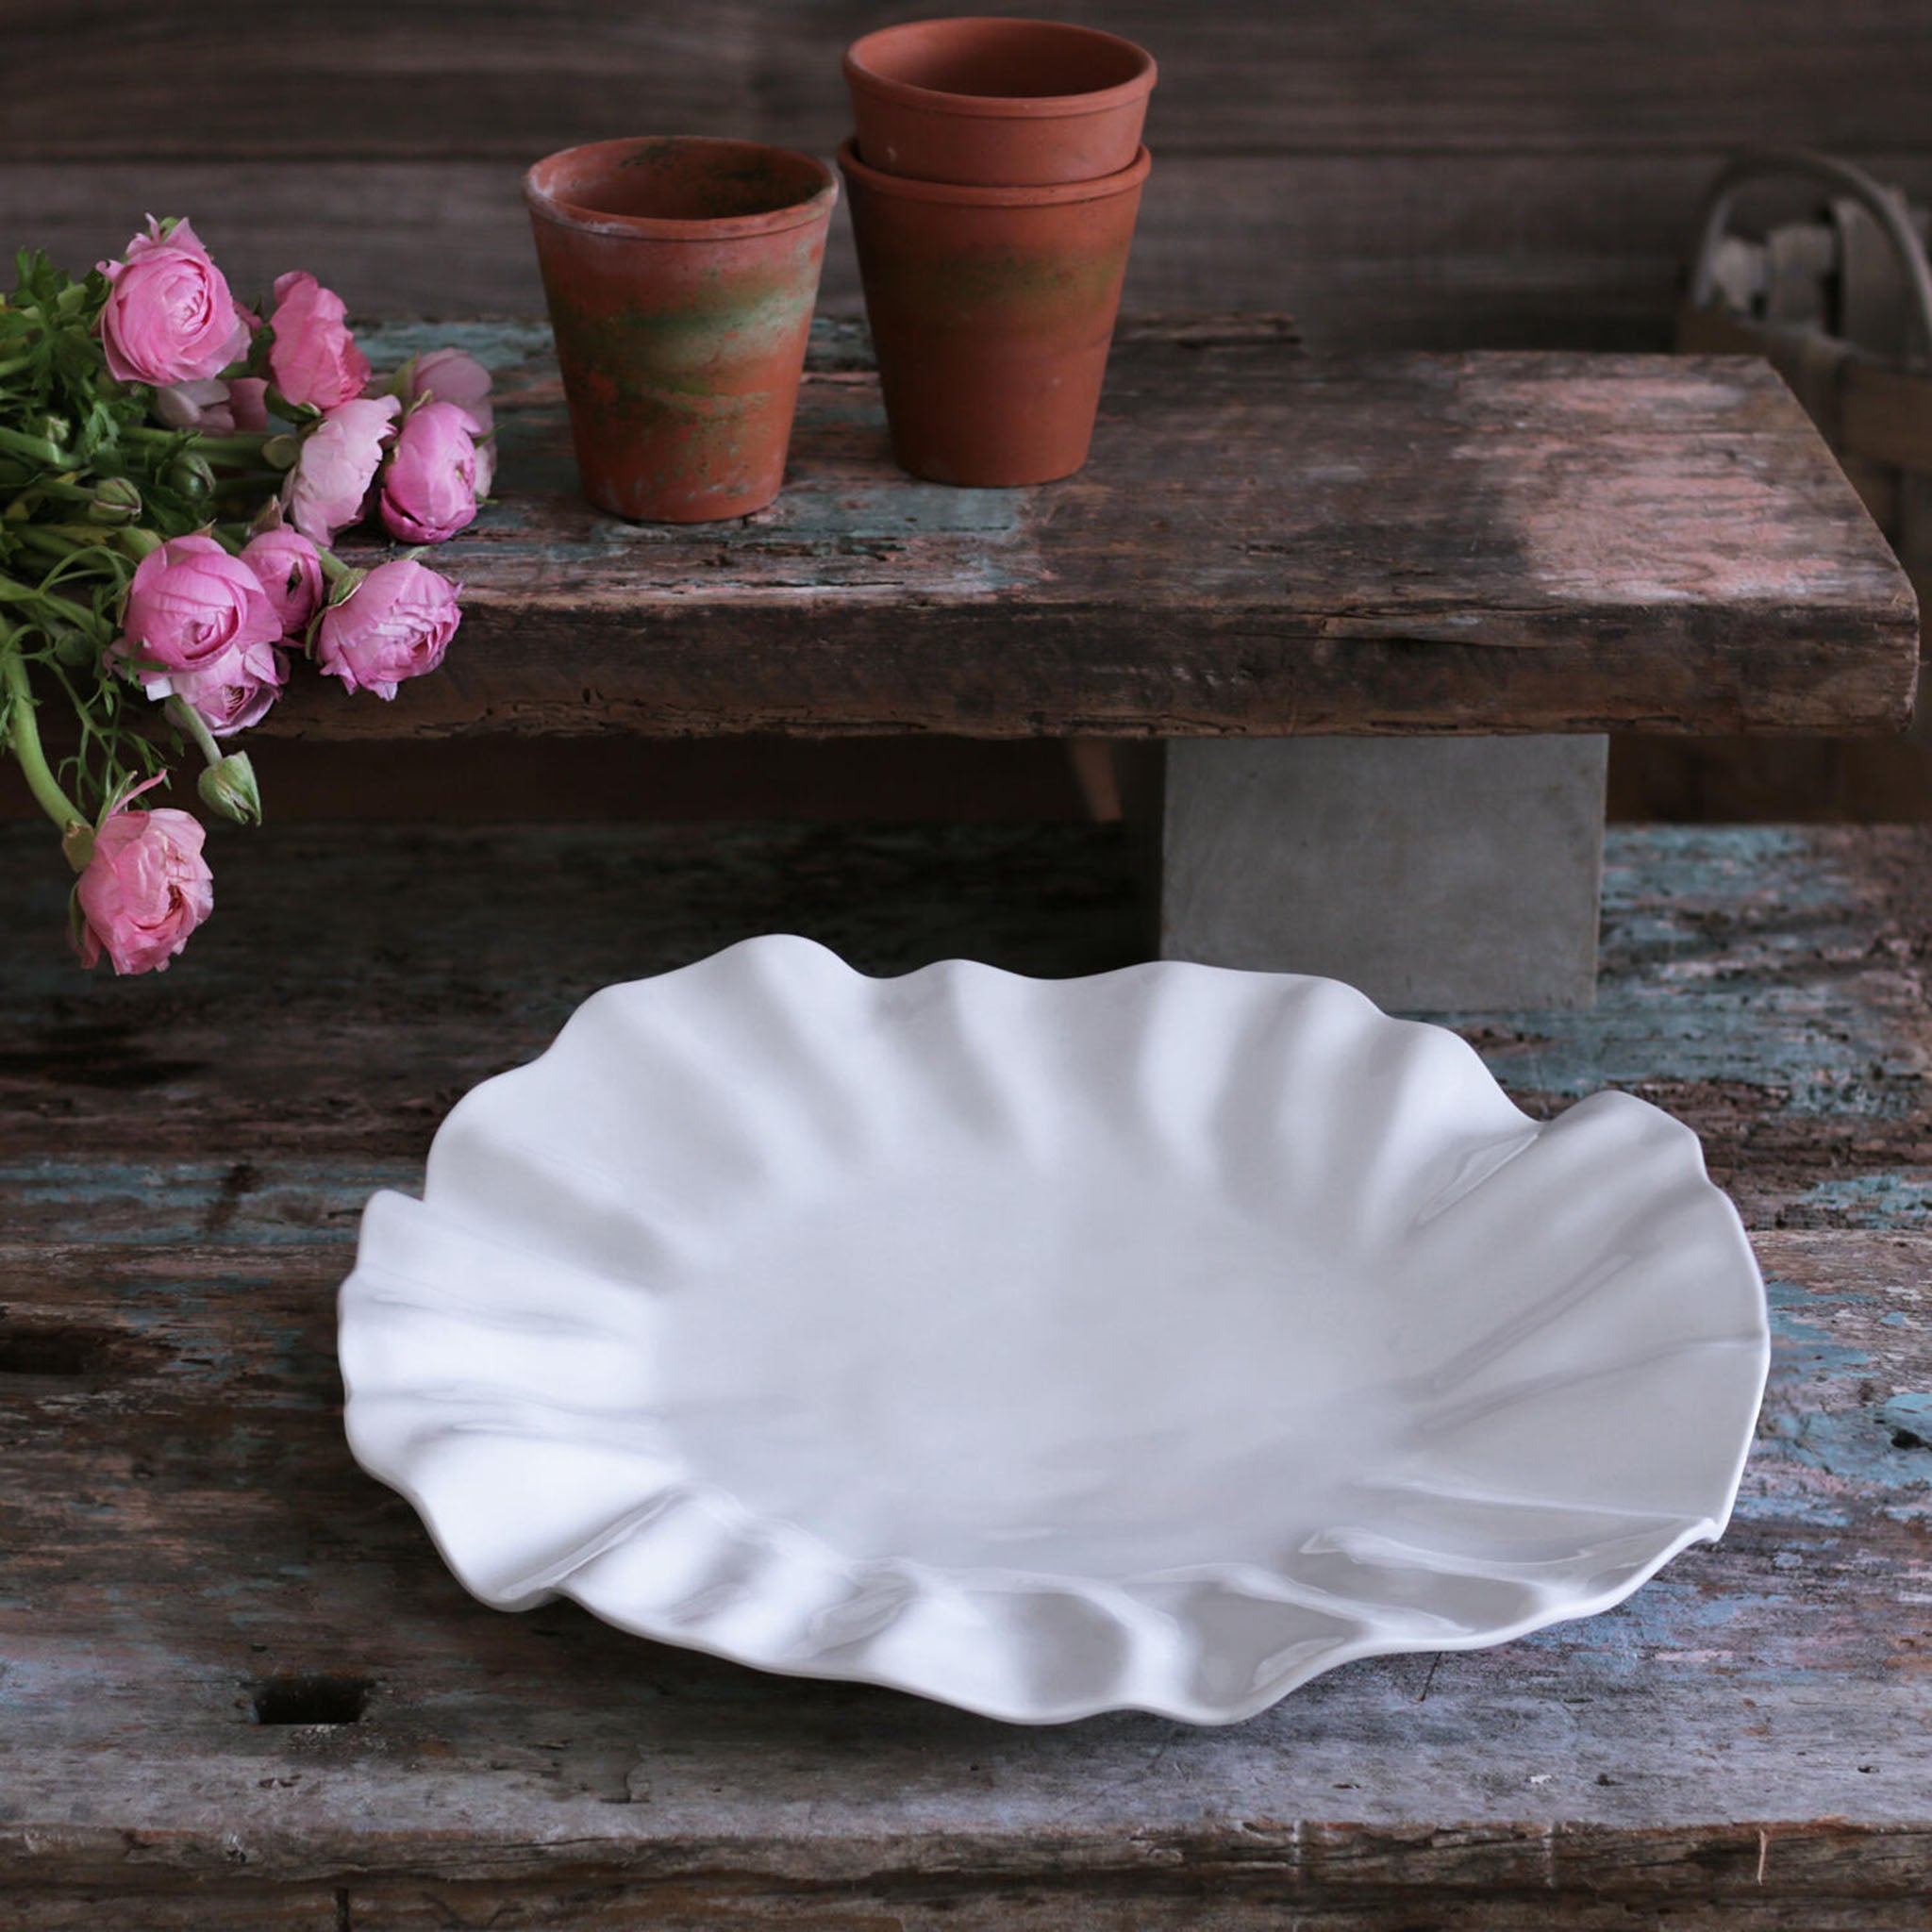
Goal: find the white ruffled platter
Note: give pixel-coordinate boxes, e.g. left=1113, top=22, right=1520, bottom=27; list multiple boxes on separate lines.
left=338, top=935, right=1769, bottom=1724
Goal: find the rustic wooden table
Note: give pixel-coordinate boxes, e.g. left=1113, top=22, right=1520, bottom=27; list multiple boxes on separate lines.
left=3, top=818, right=1930, bottom=1926
left=265, top=316, right=1919, bottom=1011
left=270, top=318, right=1913, bottom=742
left=282, top=310, right=1916, bottom=1012
left=4, top=314, right=1927, bottom=1924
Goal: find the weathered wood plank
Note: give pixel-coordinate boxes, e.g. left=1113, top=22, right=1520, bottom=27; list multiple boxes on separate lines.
left=10, top=154, right=1932, bottom=353
left=6, top=1897, right=342, bottom=1931
left=191, top=322, right=1918, bottom=742
left=5, top=822, right=1932, bottom=1916
left=6, top=823, right=1932, bottom=1233
left=221, top=1881, right=1932, bottom=1932
left=5, top=0, right=1930, bottom=161
left=0, top=1229, right=1925, bottom=1906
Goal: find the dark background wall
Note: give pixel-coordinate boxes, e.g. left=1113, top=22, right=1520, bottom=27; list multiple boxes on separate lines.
left=7, top=1, right=1931, bottom=820
left=18, top=1, right=1932, bottom=346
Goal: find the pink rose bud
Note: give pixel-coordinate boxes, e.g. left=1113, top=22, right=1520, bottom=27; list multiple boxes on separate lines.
left=72, top=791, right=214, bottom=975
left=379, top=401, right=484, bottom=544
left=403, top=346, right=493, bottom=436
left=153, top=376, right=239, bottom=436
left=116, top=533, right=283, bottom=691
left=239, top=525, right=325, bottom=636
left=267, top=271, right=371, bottom=411
left=228, top=376, right=271, bottom=433
left=315, top=558, right=461, bottom=700
left=96, top=216, right=251, bottom=388
left=166, top=638, right=288, bottom=737
left=280, top=394, right=400, bottom=542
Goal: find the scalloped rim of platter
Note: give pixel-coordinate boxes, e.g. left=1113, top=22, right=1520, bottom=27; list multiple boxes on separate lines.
left=338, top=935, right=1771, bottom=1725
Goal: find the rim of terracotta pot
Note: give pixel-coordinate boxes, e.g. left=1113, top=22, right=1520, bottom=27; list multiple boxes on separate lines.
left=837, top=137, right=1150, bottom=206
left=843, top=17, right=1157, bottom=121
left=525, top=137, right=839, bottom=242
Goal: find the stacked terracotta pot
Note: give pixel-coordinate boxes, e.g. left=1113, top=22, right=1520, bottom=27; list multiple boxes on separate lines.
left=840, top=17, right=1157, bottom=486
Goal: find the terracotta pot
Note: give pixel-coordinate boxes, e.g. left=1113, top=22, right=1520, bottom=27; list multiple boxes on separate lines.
left=840, top=139, right=1150, bottom=486
left=843, top=16, right=1156, bottom=186
left=525, top=137, right=836, bottom=522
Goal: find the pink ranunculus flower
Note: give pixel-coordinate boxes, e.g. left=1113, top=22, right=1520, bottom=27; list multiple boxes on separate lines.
left=96, top=216, right=250, bottom=388
left=154, top=374, right=272, bottom=436
left=72, top=782, right=214, bottom=975
left=315, top=558, right=461, bottom=700
left=402, top=346, right=493, bottom=436
left=116, top=533, right=282, bottom=691
left=228, top=376, right=271, bottom=432
left=379, top=401, right=484, bottom=543
left=153, top=376, right=238, bottom=435
left=239, top=525, right=325, bottom=636
left=280, top=393, right=399, bottom=542
left=267, top=271, right=370, bottom=411
left=167, top=638, right=288, bottom=737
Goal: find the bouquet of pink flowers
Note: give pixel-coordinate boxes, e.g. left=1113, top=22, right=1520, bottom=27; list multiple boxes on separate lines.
left=0, top=217, right=495, bottom=974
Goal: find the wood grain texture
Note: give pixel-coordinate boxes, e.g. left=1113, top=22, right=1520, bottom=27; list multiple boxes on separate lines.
left=8, top=821, right=1932, bottom=1226
left=8, top=2, right=1932, bottom=358
left=5, top=1, right=1930, bottom=161
left=15, top=153, right=1932, bottom=354
left=225, top=320, right=1919, bottom=741
left=3, top=821, right=1932, bottom=1923
left=12, top=7, right=1932, bottom=822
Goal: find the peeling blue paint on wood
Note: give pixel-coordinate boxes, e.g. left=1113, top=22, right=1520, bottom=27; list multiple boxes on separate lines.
left=355, top=317, right=874, bottom=380
left=1765, top=1277, right=1877, bottom=1375
left=0, top=1160, right=404, bottom=1245
left=1782, top=1172, right=1932, bottom=1228
left=353, top=318, right=1039, bottom=597
left=1452, top=827, right=1932, bottom=1118
left=1756, top=1408, right=1932, bottom=1507
left=356, top=319, right=557, bottom=375
left=1881, top=1393, right=1932, bottom=1442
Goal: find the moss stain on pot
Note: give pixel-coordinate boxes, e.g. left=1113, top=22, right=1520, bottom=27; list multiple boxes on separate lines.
left=543, top=267, right=815, bottom=500
left=526, top=136, right=836, bottom=521
left=840, top=140, right=1147, bottom=485
left=866, top=245, right=1135, bottom=334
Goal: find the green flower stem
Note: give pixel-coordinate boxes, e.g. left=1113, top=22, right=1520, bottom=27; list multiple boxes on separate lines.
left=189, top=434, right=275, bottom=466
left=12, top=522, right=120, bottom=558
left=121, top=427, right=272, bottom=464
left=31, top=589, right=106, bottom=639
left=316, top=547, right=355, bottom=586
left=10, top=523, right=84, bottom=555
left=162, top=693, right=223, bottom=770
left=1, top=640, right=86, bottom=841
left=0, top=424, right=71, bottom=467
left=23, top=475, right=98, bottom=506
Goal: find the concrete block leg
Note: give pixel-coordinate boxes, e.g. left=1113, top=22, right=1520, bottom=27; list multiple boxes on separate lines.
left=1156, top=736, right=1607, bottom=1011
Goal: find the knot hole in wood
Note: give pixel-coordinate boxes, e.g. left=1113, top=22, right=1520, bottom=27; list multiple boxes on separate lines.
left=249, top=1676, right=375, bottom=1726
